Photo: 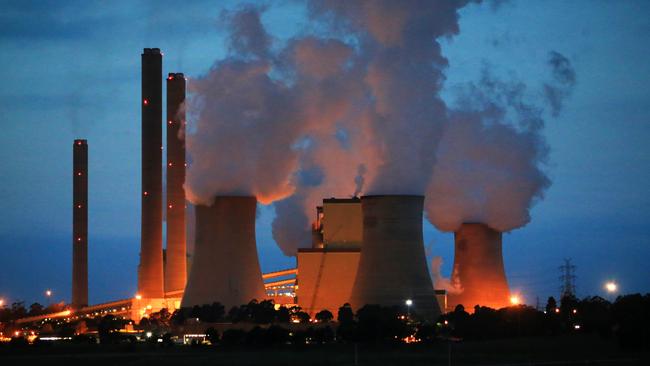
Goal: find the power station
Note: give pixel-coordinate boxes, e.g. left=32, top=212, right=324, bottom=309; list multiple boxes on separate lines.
left=182, top=196, right=266, bottom=309
left=64, top=47, right=513, bottom=323
left=139, top=48, right=165, bottom=299
left=72, top=139, right=88, bottom=309
left=448, top=223, right=510, bottom=311
left=164, top=72, right=187, bottom=295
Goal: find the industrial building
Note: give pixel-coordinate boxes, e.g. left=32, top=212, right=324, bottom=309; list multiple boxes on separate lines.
left=164, top=72, right=187, bottom=294
left=447, top=223, right=511, bottom=311
left=181, top=196, right=266, bottom=309
left=72, top=139, right=88, bottom=309
left=139, top=48, right=165, bottom=300
left=57, top=48, right=509, bottom=328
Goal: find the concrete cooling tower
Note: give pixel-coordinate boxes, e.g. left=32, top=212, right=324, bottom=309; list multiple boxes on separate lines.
left=181, top=196, right=266, bottom=309
left=350, top=195, right=441, bottom=321
left=448, top=223, right=510, bottom=311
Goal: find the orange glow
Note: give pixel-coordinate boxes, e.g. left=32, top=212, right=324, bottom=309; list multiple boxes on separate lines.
left=135, top=294, right=142, bottom=300
left=509, top=295, right=521, bottom=305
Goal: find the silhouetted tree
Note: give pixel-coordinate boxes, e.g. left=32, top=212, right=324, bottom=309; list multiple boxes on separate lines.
left=276, top=305, right=290, bottom=323
left=205, top=327, right=220, bottom=345
left=28, top=302, right=44, bottom=316
left=337, top=303, right=354, bottom=323
left=315, top=309, right=334, bottom=323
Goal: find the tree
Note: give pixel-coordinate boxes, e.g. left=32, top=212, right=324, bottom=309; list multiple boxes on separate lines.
left=337, top=303, right=354, bottom=323
left=98, top=315, right=122, bottom=344
left=205, top=327, right=220, bottom=345
left=315, top=309, right=334, bottom=323
left=29, top=302, right=44, bottom=316
left=545, top=297, right=558, bottom=314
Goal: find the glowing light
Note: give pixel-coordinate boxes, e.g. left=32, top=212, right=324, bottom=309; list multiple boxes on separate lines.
left=76, top=141, right=82, bottom=146
left=146, top=331, right=152, bottom=338
left=77, top=237, right=82, bottom=242
left=46, top=290, right=52, bottom=297
left=143, top=99, right=149, bottom=105
left=143, top=191, right=148, bottom=196
left=574, top=324, right=581, bottom=330
left=443, top=320, right=449, bottom=325
left=135, top=294, right=142, bottom=300
left=555, top=308, right=560, bottom=313
left=405, top=299, right=413, bottom=306
left=77, top=204, right=82, bottom=208
left=0, top=299, right=4, bottom=306
left=605, top=281, right=618, bottom=293
left=168, top=204, right=173, bottom=209
left=572, top=309, right=577, bottom=314
left=14, top=331, right=20, bottom=337
left=510, top=295, right=521, bottom=305
left=168, top=162, right=173, bottom=167
left=168, top=120, right=173, bottom=125
left=167, top=76, right=173, bottom=80
left=77, top=172, right=82, bottom=176
left=146, top=305, right=152, bottom=310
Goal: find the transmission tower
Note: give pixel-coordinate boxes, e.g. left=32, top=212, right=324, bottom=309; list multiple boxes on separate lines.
left=559, top=258, right=576, bottom=299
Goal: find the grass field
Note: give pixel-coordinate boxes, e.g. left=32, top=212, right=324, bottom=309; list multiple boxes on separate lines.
left=1, top=334, right=648, bottom=365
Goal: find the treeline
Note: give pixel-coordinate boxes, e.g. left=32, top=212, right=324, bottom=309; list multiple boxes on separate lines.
left=441, top=294, right=650, bottom=349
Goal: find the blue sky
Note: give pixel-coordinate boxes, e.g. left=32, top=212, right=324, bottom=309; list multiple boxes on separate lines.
left=0, top=0, right=648, bottom=306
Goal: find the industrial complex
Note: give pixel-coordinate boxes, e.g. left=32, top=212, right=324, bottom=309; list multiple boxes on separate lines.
left=49, top=48, right=513, bottom=329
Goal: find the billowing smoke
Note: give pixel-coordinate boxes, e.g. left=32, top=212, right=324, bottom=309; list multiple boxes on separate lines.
left=426, top=55, right=576, bottom=232
left=430, top=256, right=463, bottom=295
left=185, top=5, right=301, bottom=206
left=186, top=2, right=576, bottom=254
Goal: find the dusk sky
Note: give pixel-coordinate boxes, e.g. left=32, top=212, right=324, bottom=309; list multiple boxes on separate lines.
left=1, top=0, right=649, bottom=308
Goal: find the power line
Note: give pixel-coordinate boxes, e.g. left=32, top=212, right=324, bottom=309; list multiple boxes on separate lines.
left=559, top=258, right=576, bottom=298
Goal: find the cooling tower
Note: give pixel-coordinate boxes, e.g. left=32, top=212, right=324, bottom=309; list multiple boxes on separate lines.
left=72, top=139, right=88, bottom=308
left=448, top=223, right=510, bottom=311
left=138, top=48, right=164, bottom=298
left=181, top=196, right=266, bottom=309
left=350, top=195, right=440, bottom=321
left=164, top=73, right=187, bottom=293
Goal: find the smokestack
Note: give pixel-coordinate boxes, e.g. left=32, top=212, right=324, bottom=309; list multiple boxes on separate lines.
left=164, top=73, right=187, bottom=294
left=350, top=195, right=440, bottom=321
left=138, top=48, right=164, bottom=298
left=448, top=223, right=510, bottom=311
left=181, top=196, right=265, bottom=309
left=72, top=139, right=88, bottom=308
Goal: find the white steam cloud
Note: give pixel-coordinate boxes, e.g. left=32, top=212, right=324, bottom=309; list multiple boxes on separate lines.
left=185, top=2, right=576, bottom=254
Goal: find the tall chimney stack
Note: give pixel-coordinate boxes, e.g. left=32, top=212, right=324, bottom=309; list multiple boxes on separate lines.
left=448, top=223, right=510, bottom=311
left=164, top=73, right=187, bottom=293
left=138, top=48, right=164, bottom=298
left=72, top=139, right=88, bottom=308
left=350, top=195, right=440, bottom=321
left=181, top=196, right=266, bottom=309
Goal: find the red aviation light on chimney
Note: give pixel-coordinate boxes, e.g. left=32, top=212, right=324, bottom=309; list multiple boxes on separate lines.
left=168, top=120, right=173, bottom=125
left=168, top=162, right=173, bottom=167
left=168, top=75, right=174, bottom=80
left=143, top=99, right=149, bottom=105
left=143, top=191, right=148, bottom=196
left=77, top=237, right=82, bottom=242
left=77, top=172, right=82, bottom=176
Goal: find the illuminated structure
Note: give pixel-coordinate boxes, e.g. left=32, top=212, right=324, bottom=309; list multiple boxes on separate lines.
left=448, top=223, right=510, bottom=311
left=164, top=73, right=187, bottom=294
left=72, top=139, right=88, bottom=308
left=181, top=196, right=266, bottom=309
left=350, top=195, right=440, bottom=321
left=298, top=198, right=361, bottom=316
left=138, top=48, right=164, bottom=299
